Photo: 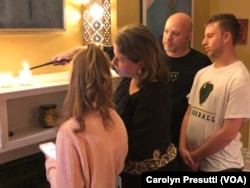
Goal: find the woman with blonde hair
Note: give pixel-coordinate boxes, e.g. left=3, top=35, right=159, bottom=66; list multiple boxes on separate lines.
left=44, top=44, right=128, bottom=188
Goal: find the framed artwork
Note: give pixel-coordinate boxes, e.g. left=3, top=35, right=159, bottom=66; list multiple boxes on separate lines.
left=0, top=0, right=65, bottom=33
left=140, top=0, right=192, bottom=47
left=237, top=19, right=248, bottom=45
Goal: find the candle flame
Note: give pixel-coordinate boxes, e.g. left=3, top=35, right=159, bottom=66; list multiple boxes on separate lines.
left=23, top=61, right=29, bottom=70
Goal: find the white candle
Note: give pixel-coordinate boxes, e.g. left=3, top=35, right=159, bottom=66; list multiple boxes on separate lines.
left=19, top=61, right=32, bottom=85
left=0, top=71, right=13, bottom=88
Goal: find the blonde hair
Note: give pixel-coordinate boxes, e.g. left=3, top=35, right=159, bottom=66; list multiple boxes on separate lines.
left=58, top=44, right=114, bottom=132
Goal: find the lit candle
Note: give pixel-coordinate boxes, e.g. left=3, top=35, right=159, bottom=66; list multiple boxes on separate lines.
left=19, top=61, right=32, bottom=85
left=0, top=71, right=13, bottom=88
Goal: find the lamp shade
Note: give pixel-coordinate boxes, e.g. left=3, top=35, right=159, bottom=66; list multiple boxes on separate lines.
left=89, top=2, right=104, bottom=20
left=83, top=0, right=111, bottom=45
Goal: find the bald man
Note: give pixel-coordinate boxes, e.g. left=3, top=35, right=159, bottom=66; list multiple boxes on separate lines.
left=162, top=12, right=212, bottom=170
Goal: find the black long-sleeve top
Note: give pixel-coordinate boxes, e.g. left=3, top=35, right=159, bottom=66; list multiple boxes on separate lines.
left=114, top=78, right=176, bottom=174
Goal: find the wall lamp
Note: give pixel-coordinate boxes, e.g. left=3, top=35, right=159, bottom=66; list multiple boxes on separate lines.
left=82, top=0, right=111, bottom=45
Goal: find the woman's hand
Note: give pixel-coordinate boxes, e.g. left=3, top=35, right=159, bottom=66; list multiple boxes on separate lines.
left=52, top=46, right=87, bottom=66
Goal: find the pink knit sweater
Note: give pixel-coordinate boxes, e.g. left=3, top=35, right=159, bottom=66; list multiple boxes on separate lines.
left=45, top=110, right=128, bottom=188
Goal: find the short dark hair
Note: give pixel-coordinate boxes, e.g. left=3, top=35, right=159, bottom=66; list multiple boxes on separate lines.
left=205, top=13, right=240, bottom=46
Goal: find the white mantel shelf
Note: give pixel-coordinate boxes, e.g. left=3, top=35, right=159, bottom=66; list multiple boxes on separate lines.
left=0, top=71, right=70, bottom=163
left=0, top=71, right=70, bottom=99
left=0, top=71, right=121, bottom=164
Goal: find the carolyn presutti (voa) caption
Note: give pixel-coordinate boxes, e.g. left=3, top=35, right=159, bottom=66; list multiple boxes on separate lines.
left=141, top=172, right=250, bottom=187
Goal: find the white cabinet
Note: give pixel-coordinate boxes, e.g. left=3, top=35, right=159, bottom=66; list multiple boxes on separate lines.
left=0, top=71, right=121, bottom=163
